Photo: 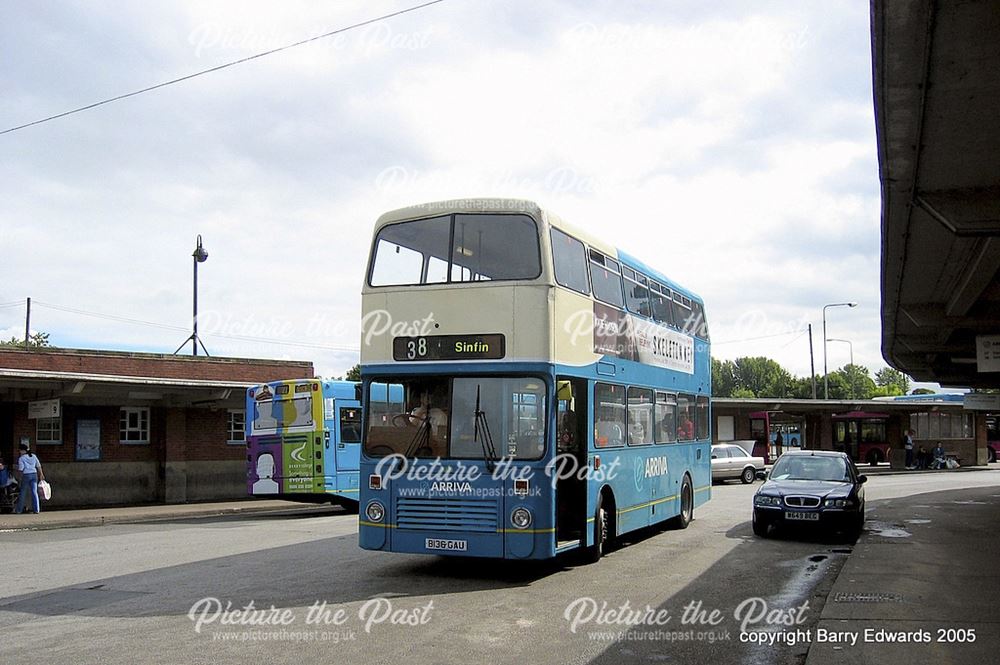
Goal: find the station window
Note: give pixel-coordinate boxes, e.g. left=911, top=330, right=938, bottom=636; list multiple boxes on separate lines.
left=36, top=417, right=62, bottom=445
left=551, top=227, right=590, bottom=295
left=654, top=392, right=677, bottom=444
left=910, top=412, right=973, bottom=439
left=227, top=410, right=246, bottom=444
left=594, top=383, right=626, bottom=448
left=589, top=250, right=625, bottom=308
left=120, top=407, right=150, bottom=444
left=627, top=387, right=654, bottom=445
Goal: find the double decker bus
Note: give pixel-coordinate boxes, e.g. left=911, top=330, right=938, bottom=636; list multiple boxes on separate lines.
left=358, top=199, right=711, bottom=561
left=246, top=379, right=364, bottom=505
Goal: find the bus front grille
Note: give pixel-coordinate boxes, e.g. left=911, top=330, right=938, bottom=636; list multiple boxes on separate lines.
left=396, top=497, right=499, bottom=533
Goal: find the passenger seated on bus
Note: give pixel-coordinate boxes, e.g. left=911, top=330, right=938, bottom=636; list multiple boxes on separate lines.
left=595, top=421, right=624, bottom=447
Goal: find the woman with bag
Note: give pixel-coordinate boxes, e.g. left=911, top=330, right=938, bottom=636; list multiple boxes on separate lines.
left=15, top=442, right=43, bottom=514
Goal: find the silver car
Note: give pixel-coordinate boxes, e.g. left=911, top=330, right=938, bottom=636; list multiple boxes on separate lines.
left=711, top=443, right=766, bottom=484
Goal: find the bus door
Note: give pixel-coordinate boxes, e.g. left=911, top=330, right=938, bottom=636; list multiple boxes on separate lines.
left=336, top=404, right=362, bottom=474
left=555, top=378, right=588, bottom=545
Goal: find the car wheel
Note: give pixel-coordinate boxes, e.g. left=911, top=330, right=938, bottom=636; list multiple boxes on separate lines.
left=851, top=509, right=865, bottom=539
left=752, top=512, right=769, bottom=537
left=670, top=475, right=694, bottom=529
left=740, top=467, right=755, bottom=484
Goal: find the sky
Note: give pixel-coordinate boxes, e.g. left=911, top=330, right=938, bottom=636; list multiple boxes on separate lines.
left=1, top=1, right=937, bottom=388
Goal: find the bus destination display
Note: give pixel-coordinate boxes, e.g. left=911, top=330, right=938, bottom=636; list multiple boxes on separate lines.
left=393, top=334, right=506, bottom=361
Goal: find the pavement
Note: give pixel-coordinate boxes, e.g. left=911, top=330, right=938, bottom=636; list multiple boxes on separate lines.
left=0, top=498, right=340, bottom=531
left=804, top=478, right=1000, bottom=665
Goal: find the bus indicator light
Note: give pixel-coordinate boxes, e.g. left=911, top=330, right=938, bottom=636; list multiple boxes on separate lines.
left=369, top=474, right=382, bottom=490
left=514, top=479, right=529, bottom=496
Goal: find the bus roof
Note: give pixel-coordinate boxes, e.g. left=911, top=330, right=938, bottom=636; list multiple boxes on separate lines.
left=371, top=198, right=703, bottom=305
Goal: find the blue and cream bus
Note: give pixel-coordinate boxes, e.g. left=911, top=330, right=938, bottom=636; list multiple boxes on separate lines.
left=358, top=199, right=711, bottom=561
left=246, top=379, right=364, bottom=506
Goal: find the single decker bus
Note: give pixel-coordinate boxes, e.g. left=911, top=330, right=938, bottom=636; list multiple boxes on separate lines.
left=246, top=379, right=364, bottom=506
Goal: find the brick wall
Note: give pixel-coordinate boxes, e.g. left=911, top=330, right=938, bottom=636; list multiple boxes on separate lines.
left=0, top=347, right=313, bottom=383
left=16, top=404, right=244, bottom=464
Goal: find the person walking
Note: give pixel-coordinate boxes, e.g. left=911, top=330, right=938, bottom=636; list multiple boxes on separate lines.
left=904, top=429, right=915, bottom=470
left=15, top=443, right=43, bottom=514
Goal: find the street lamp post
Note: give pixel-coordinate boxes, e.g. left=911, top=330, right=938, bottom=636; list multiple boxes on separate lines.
left=827, top=337, right=854, bottom=398
left=822, top=302, right=857, bottom=399
left=173, top=235, right=210, bottom=356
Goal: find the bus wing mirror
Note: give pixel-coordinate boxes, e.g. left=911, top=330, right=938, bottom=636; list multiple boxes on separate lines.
left=557, top=381, right=573, bottom=401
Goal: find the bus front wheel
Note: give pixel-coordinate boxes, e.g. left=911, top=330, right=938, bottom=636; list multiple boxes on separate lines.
left=584, top=496, right=611, bottom=563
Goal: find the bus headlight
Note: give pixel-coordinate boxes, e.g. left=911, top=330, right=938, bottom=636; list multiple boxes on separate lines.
left=366, top=501, right=385, bottom=523
left=511, top=507, right=532, bottom=530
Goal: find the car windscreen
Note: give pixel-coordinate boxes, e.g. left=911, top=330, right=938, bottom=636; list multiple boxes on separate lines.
left=770, top=455, right=849, bottom=482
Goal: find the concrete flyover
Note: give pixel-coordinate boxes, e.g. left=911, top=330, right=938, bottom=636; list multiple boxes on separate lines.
left=874, top=0, right=1000, bottom=388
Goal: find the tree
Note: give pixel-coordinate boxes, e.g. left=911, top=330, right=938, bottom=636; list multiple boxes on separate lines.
left=824, top=371, right=854, bottom=400
left=1, top=331, right=50, bottom=348
left=911, top=387, right=936, bottom=395
left=711, top=358, right=737, bottom=397
left=875, top=367, right=911, bottom=396
left=789, top=375, right=820, bottom=399
left=828, top=364, right=877, bottom=399
left=336, top=364, right=361, bottom=382
left=732, top=356, right=794, bottom=398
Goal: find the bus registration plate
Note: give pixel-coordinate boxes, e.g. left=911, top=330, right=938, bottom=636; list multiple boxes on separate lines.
left=425, top=538, right=468, bottom=552
left=785, top=511, right=819, bottom=521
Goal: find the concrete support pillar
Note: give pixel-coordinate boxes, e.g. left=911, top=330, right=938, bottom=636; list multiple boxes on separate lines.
left=164, top=409, right=188, bottom=503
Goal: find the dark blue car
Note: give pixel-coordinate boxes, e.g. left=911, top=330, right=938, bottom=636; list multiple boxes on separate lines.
left=752, top=450, right=866, bottom=538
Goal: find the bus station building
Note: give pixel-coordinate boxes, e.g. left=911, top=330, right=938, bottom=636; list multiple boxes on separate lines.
left=711, top=396, right=996, bottom=467
left=0, top=347, right=312, bottom=508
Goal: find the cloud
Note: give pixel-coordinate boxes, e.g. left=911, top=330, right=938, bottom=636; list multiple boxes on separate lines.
left=1, top=1, right=889, bottom=381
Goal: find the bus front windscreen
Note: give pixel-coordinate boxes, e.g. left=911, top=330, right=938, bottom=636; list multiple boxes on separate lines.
left=369, top=214, right=542, bottom=286
left=365, top=376, right=547, bottom=460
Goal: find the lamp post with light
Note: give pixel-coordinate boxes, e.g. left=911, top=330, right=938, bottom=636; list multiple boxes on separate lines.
left=174, top=235, right=210, bottom=356
left=822, top=302, right=856, bottom=399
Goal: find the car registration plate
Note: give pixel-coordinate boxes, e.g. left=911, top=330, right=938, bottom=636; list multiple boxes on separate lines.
left=425, top=538, right=468, bottom=552
left=785, top=511, right=820, bottom=521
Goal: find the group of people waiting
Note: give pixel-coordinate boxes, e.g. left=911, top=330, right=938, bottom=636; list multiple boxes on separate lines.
left=904, top=429, right=951, bottom=470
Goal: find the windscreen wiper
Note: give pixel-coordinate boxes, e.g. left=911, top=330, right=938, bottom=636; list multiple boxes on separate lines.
left=402, top=416, right=432, bottom=460
left=474, top=384, right=498, bottom=472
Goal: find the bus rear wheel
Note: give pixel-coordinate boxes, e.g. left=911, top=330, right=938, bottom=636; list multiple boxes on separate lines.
left=670, top=475, right=694, bottom=529
left=866, top=449, right=883, bottom=466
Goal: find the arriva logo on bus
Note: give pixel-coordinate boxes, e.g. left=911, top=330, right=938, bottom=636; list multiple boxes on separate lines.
left=644, top=456, right=669, bottom=478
